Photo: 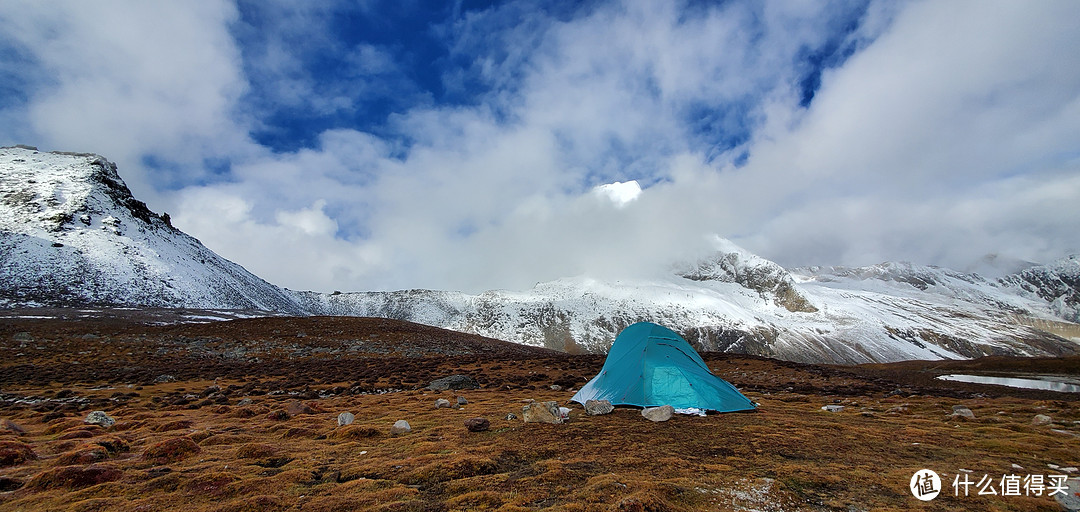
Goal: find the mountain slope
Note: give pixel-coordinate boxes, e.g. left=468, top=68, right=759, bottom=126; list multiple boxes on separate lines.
left=0, top=146, right=302, bottom=313
left=292, top=253, right=1080, bottom=364
left=2, top=145, right=1077, bottom=364
left=999, top=255, right=1080, bottom=323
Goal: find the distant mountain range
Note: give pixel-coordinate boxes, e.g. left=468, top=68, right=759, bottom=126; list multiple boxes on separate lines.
left=2, top=145, right=1078, bottom=363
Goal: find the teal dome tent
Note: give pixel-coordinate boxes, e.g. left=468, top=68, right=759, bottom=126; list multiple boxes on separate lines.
left=571, top=322, right=755, bottom=413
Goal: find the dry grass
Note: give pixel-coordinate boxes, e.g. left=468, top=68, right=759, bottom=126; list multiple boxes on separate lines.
left=0, top=313, right=1078, bottom=511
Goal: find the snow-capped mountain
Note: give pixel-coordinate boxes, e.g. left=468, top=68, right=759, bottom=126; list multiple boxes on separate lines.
left=0, top=146, right=302, bottom=313
left=2, top=145, right=1078, bottom=364
left=290, top=253, right=1080, bottom=364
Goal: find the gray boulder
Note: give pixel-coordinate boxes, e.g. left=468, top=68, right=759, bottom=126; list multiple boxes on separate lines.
left=522, top=401, right=563, bottom=424
left=1056, top=477, right=1080, bottom=512
left=456, top=396, right=468, bottom=405
left=821, top=405, right=844, bottom=413
left=950, top=406, right=975, bottom=420
left=426, top=375, right=479, bottom=391
left=642, top=405, right=674, bottom=422
left=434, top=398, right=453, bottom=409
left=1032, top=414, right=1053, bottom=426
left=84, top=410, right=116, bottom=428
left=584, top=399, right=614, bottom=416
left=390, top=420, right=411, bottom=434
left=337, top=412, right=355, bottom=426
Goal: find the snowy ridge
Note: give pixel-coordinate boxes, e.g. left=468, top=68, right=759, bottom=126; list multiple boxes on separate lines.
left=999, top=255, right=1080, bottom=323
left=291, top=263, right=1080, bottom=363
left=293, top=240, right=1080, bottom=363
left=2, top=146, right=1078, bottom=364
left=0, top=147, right=302, bottom=313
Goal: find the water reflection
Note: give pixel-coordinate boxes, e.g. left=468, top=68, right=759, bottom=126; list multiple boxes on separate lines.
left=937, top=374, right=1080, bottom=393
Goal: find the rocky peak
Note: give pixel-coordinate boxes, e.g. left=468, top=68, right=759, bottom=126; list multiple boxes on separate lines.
left=0, top=146, right=300, bottom=312
left=1000, top=254, right=1080, bottom=322
left=674, top=240, right=817, bottom=313
left=0, top=147, right=169, bottom=233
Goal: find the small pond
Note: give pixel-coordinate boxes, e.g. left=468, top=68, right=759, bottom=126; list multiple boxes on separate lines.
left=936, top=374, right=1080, bottom=393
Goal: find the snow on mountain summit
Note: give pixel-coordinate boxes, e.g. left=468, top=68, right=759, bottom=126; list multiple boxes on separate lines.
left=673, top=237, right=817, bottom=313
left=2, top=145, right=1078, bottom=364
left=292, top=251, right=1080, bottom=364
left=0, top=146, right=302, bottom=312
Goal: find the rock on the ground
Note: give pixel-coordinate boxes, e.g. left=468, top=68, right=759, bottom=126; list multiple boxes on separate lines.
left=505, top=413, right=518, bottom=421
left=950, top=406, right=975, bottom=420
left=456, top=396, right=468, bottom=405
left=2, top=420, right=26, bottom=434
left=464, top=417, right=490, bottom=432
left=1032, top=414, right=1053, bottom=426
left=390, top=420, right=411, bottom=435
left=642, top=405, right=674, bottom=422
left=84, top=411, right=116, bottom=428
left=426, top=375, right=480, bottom=391
left=1056, top=477, right=1080, bottom=511
left=337, top=412, right=355, bottom=427
left=584, top=399, right=614, bottom=416
left=434, top=398, right=452, bottom=409
left=522, top=401, right=563, bottom=424
left=821, top=405, right=844, bottom=413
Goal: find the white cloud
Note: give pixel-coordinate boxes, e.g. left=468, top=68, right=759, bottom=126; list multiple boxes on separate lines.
left=593, top=181, right=642, bottom=208
left=2, top=0, right=1078, bottom=294
left=0, top=0, right=252, bottom=199
left=173, top=187, right=384, bottom=292
left=722, top=0, right=1080, bottom=268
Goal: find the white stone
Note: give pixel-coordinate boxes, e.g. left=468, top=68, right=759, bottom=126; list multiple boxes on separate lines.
left=642, top=405, right=674, bottom=422
left=84, top=410, right=115, bottom=428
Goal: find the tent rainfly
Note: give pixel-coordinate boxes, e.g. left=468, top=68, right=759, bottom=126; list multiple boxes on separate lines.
left=571, top=322, right=756, bottom=413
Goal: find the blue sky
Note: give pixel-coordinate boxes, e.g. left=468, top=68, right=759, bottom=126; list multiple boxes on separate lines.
left=1, top=0, right=1079, bottom=293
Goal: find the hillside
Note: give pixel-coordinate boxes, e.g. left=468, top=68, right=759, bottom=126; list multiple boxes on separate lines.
left=290, top=255, right=1080, bottom=364
left=2, top=145, right=1079, bottom=364
left=0, top=147, right=301, bottom=313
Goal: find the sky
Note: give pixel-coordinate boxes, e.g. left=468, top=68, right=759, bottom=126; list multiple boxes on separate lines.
left=1, top=0, right=1078, bottom=293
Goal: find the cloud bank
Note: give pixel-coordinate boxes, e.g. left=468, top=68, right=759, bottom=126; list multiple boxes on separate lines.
left=1, top=0, right=1078, bottom=293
